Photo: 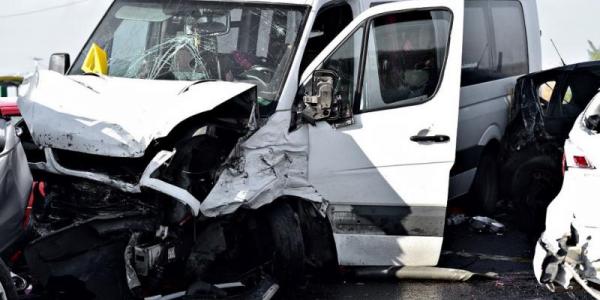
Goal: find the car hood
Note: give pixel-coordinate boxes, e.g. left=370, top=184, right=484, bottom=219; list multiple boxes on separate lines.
left=18, top=70, right=255, bottom=158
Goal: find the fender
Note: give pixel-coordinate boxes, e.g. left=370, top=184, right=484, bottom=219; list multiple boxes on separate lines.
left=478, top=123, right=503, bottom=147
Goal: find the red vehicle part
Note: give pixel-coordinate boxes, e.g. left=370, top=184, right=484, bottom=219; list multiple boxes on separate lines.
left=22, top=182, right=45, bottom=228
left=0, top=102, right=20, bottom=117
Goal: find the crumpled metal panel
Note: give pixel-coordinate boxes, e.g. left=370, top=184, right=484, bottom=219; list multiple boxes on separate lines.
left=0, top=120, right=32, bottom=252
left=504, top=76, right=548, bottom=151
left=17, top=70, right=255, bottom=158
left=200, top=111, right=322, bottom=217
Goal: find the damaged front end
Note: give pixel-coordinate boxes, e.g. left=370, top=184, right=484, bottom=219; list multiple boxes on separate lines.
left=9, top=70, right=331, bottom=299
left=18, top=70, right=262, bottom=216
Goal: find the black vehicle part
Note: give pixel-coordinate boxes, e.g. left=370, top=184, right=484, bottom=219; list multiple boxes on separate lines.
left=185, top=279, right=227, bottom=298
left=156, top=87, right=259, bottom=218
left=585, top=114, right=600, bottom=132
left=469, top=148, right=500, bottom=214
left=291, top=200, right=338, bottom=277
left=185, top=222, right=228, bottom=281
left=504, top=62, right=600, bottom=152
left=0, top=259, right=17, bottom=300
left=266, top=203, right=306, bottom=286
left=161, top=124, right=240, bottom=206
left=33, top=177, right=158, bottom=233
left=511, top=155, right=563, bottom=235
left=24, top=214, right=157, bottom=300
left=123, top=229, right=191, bottom=297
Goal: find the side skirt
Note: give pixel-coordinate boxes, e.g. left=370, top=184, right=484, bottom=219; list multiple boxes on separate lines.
left=328, top=205, right=445, bottom=266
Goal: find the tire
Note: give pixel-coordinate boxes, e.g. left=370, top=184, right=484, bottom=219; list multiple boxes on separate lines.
left=0, top=259, right=17, bottom=300
left=266, top=203, right=305, bottom=286
left=512, top=157, right=562, bottom=236
left=470, top=150, right=500, bottom=215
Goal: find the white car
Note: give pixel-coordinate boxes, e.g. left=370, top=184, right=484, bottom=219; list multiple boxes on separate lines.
left=533, top=91, right=600, bottom=298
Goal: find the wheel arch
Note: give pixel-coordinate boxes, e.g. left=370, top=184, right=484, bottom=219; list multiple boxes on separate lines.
left=260, top=197, right=339, bottom=273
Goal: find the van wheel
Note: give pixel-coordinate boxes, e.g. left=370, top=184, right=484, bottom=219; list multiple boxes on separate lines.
left=0, top=259, right=17, bottom=300
left=470, top=150, right=499, bottom=215
left=266, top=203, right=305, bottom=286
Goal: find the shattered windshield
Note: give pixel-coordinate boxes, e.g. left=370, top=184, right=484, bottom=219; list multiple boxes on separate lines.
left=70, top=0, right=308, bottom=103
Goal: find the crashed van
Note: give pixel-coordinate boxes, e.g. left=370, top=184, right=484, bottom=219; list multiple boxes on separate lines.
left=6, top=0, right=537, bottom=298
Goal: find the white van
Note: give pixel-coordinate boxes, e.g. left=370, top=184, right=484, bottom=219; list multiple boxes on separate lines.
left=14, top=0, right=540, bottom=291
left=298, top=0, right=540, bottom=266
left=267, top=0, right=541, bottom=214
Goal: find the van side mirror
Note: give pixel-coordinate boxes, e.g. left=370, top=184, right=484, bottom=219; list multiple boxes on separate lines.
left=302, top=70, right=336, bottom=123
left=301, top=69, right=353, bottom=127
left=49, top=53, right=71, bottom=74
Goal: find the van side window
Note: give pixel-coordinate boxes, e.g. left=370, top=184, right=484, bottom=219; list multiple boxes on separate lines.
left=461, top=0, right=528, bottom=87
left=360, top=10, right=451, bottom=111
left=461, top=2, right=492, bottom=86
left=490, top=1, right=528, bottom=78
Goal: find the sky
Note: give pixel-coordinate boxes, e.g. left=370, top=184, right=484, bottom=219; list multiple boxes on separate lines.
left=0, top=0, right=599, bottom=74
left=0, top=0, right=113, bottom=75
left=537, top=0, right=600, bottom=69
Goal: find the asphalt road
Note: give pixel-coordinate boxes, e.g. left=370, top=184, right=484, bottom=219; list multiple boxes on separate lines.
left=284, top=209, right=594, bottom=300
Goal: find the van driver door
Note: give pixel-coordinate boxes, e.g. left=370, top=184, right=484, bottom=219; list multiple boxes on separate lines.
left=302, top=0, right=464, bottom=266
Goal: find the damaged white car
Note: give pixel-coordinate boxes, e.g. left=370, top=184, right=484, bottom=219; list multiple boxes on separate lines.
left=534, top=83, right=600, bottom=298
left=4, top=0, right=465, bottom=298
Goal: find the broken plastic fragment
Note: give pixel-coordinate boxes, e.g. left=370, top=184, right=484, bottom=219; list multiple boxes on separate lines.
left=469, top=216, right=506, bottom=234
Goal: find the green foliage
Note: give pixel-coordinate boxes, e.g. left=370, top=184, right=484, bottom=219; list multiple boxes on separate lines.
left=588, top=40, right=600, bottom=61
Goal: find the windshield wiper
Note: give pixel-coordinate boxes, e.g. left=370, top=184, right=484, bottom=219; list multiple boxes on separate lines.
left=178, top=79, right=217, bottom=95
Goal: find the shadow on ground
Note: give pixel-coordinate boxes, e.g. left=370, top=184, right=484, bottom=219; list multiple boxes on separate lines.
left=283, top=201, right=593, bottom=299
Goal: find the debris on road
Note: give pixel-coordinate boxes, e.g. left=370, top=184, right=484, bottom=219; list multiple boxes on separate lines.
left=354, top=266, right=498, bottom=282
left=442, top=251, right=531, bottom=264
left=446, top=213, right=468, bottom=226
left=469, top=216, right=506, bottom=234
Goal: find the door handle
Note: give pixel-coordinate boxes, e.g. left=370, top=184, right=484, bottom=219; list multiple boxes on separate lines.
left=410, top=134, right=450, bottom=143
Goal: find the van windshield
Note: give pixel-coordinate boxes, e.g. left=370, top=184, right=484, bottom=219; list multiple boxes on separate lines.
left=70, top=0, right=308, bottom=103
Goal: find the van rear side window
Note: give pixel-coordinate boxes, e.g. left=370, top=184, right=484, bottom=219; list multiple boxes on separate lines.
left=490, top=1, right=528, bottom=78
left=461, top=0, right=528, bottom=87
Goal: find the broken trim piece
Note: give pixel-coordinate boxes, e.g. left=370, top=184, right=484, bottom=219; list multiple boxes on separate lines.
left=30, top=148, right=202, bottom=216
left=30, top=148, right=140, bottom=193
left=139, top=150, right=201, bottom=216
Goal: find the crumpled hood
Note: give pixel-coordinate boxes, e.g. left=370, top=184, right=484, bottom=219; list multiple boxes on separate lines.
left=18, top=70, right=255, bottom=157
